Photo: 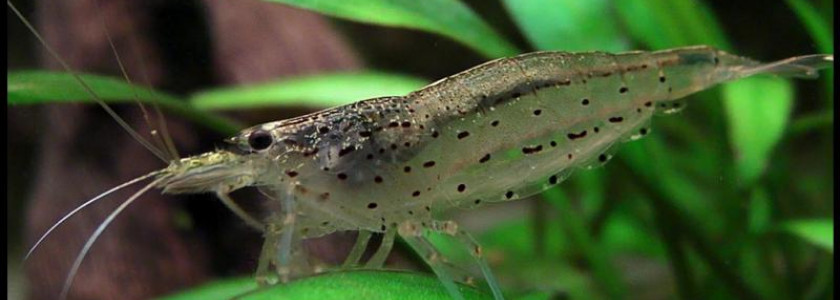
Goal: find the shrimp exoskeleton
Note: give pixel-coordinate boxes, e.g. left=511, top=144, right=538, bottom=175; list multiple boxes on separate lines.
left=12, top=1, right=834, bottom=299
left=148, top=47, right=835, bottom=300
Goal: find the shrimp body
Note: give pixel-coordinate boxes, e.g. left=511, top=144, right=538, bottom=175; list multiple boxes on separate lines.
left=156, top=46, right=832, bottom=299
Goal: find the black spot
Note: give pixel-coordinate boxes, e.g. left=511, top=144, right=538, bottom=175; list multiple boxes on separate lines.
left=567, top=153, right=573, bottom=159
left=533, top=109, right=542, bottom=116
left=431, top=131, right=440, bottom=138
left=599, top=154, right=608, bottom=162
left=581, top=98, right=590, bottom=106
left=550, top=141, right=557, bottom=147
left=338, top=146, right=356, bottom=157
left=491, top=120, right=500, bottom=127
left=401, top=121, right=411, bottom=128
left=644, top=101, right=652, bottom=107
left=479, top=154, right=491, bottom=163
left=359, top=131, right=372, bottom=137
left=659, top=76, right=666, bottom=83
left=337, top=173, right=348, bottom=180
left=412, top=191, right=421, bottom=197
left=404, top=166, right=412, bottom=173
left=474, top=199, right=481, bottom=204
left=366, top=154, right=374, bottom=160
left=640, top=128, right=648, bottom=135
left=672, top=102, right=681, bottom=108
left=619, top=87, right=629, bottom=94
left=404, top=142, right=411, bottom=147
left=367, top=202, right=378, bottom=209
left=609, top=117, right=624, bottom=123
left=714, top=56, right=720, bottom=65
left=390, top=144, right=398, bottom=150
left=457, top=131, right=470, bottom=139
left=248, top=130, right=273, bottom=150
left=594, top=127, right=600, bottom=133
left=512, top=92, right=521, bottom=98
left=567, top=130, right=588, bottom=140
left=425, top=206, right=431, bottom=211
left=423, top=161, right=436, bottom=168
left=505, top=191, right=514, bottom=199
left=549, top=175, right=558, bottom=185
left=285, top=170, right=298, bottom=177
left=522, top=145, right=543, bottom=154
left=381, top=225, right=386, bottom=231
left=388, top=121, right=399, bottom=127
left=318, top=126, right=329, bottom=134
left=374, top=176, right=383, bottom=183
left=457, top=184, right=466, bottom=192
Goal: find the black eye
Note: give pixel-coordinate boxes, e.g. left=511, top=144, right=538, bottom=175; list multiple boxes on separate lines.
left=248, top=130, right=273, bottom=150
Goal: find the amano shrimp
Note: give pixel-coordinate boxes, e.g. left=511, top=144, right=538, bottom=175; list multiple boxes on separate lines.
left=11, top=2, right=834, bottom=300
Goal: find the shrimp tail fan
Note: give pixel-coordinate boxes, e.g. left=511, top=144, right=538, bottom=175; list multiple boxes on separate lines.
left=741, top=54, right=834, bottom=79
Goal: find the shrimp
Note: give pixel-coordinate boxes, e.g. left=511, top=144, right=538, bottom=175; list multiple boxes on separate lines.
left=10, top=2, right=834, bottom=300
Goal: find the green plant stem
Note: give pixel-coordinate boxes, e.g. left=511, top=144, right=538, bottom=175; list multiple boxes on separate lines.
left=650, top=196, right=696, bottom=298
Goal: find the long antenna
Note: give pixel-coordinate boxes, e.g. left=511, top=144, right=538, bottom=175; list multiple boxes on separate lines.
left=8, top=0, right=170, bottom=163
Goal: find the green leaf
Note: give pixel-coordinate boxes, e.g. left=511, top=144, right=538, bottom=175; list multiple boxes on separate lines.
left=190, top=71, right=428, bottom=110
left=8, top=70, right=240, bottom=135
left=615, top=0, right=731, bottom=49
left=264, top=0, right=519, bottom=58
left=158, top=271, right=490, bottom=300
left=785, top=0, right=834, bottom=54
left=779, top=219, right=833, bottom=253
left=501, top=0, right=627, bottom=51
left=722, top=76, right=794, bottom=186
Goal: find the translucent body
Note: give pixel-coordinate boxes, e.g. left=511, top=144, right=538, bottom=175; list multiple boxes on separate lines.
left=154, top=46, right=831, bottom=299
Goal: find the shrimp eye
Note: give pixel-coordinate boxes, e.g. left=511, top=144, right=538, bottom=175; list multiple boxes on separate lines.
left=248, top=130, right=273, bottom=150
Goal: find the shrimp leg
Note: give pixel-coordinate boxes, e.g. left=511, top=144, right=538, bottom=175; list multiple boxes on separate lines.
left=216, top=191, right=264, bottom=231
left=342, top=230, right=373, bottom=268
left=399, top=221, right=465, bottom=300
left=429, top=220, right=504, bottom=300
left=275, top=188, right=298, bottom=283
left=365, top=227, right=397, bottom=268
left=255, top=218, right=282, bottom=286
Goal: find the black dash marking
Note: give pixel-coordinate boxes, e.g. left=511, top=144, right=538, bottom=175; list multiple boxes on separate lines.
left=412, top=191, right=421, bottom=197
left=491, top=120, right=500, bottom=127
left=388, top=121, right=399, bottom=128
left=479, top=154, right=491, bottom=163
left=567, top=130, right=588, bottom=140
left=359, top=131, right=372, bottom=137
left=533, top=109, right=542, bottom=116
left=285, top=170, right=298, bottom=177
left=457, top=131, right=470, bottom=139
left=338, top=146, right=356, bottom=157
left=522, top=145, right=543, bottom=155
left=644, top=101, right=652, bottom=107
left=423, top=161, right=436, bottom=168
left=619, top=87, right=629, bottom=94
left=609, top=117, right=624, bottom=123
left=367, top=202, right=378, bottom=209
left=401, top=121, right=411, bottom=128
left=374, top=176, right=383, bottom=183
left=474, top=199, right=481, bottom=204
left=337, top=173, right=348, bottom=180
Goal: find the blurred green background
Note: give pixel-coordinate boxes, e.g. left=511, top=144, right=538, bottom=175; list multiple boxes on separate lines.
left=7, top=0, right=833, bottom=299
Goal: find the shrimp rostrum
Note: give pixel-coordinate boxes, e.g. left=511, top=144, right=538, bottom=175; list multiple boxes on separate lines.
left=32, top=46, right=833, bottom=300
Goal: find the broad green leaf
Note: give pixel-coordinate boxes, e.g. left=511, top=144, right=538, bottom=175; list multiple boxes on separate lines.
left=614, top=0, right=730, bottom=49
left=7, top=70, right=240, bottom=134
left=190, top=72, right=428, bottom=110
left=264, top=0, right=519, bottom=58
left=779, top=219, right=833, bottom=252
left=502, top=0, right=627, bottom=52
left=722, top=77, right=794, bottom=186
left=159, top=271, right=489, bottom=300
